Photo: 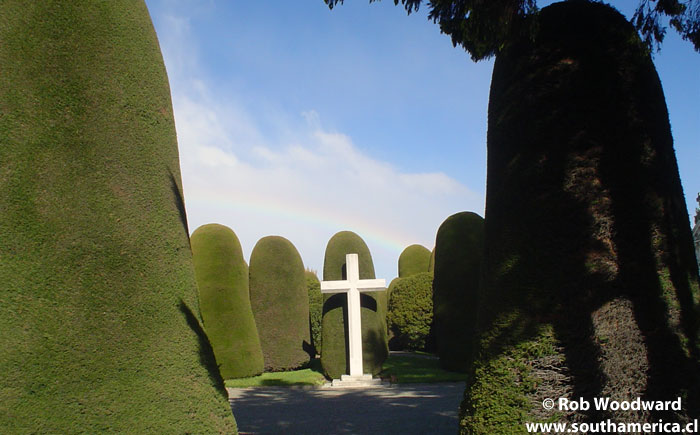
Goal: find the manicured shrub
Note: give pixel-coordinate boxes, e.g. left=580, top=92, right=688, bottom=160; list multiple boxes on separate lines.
left=433, top=212, right=484, bottom=372
left=398, top=244, right=432, bottom=277
left=460, top=3, right=700, bottom=433
left=191, top=224, right=264, bottom=379
left=428, top=248, right=436, bottom=273
left=321, top=231, right=388, bottom=379
left=0, top=2, right=236, bottom=432
left=306, top=270, right=323, bottom=356
left=249, top=236, right=311, bottom=371
left=694, top=194, right=700, bottom=272
left=387, top=272, right=434, bottom=351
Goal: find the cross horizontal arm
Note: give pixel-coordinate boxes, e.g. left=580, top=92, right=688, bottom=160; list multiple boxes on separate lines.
left=356, top=279, right=386, bottom=292
left=320, top=280, right=351, bottom=293
left=320, top=278, right=386, bottom=293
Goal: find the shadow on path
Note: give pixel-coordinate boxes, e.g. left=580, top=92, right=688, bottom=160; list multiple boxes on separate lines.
left=229, top=383, right=463, bottom=434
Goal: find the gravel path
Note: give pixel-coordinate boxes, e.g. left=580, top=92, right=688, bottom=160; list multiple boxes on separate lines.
left=228, top=382, right=464, bottom=434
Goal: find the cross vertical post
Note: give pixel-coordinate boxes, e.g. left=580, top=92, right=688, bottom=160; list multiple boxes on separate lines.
left=345, top=254, right=363, bottom=376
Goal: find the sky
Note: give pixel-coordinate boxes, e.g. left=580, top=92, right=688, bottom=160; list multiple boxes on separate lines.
left=145, top=0, right=699, bottom=283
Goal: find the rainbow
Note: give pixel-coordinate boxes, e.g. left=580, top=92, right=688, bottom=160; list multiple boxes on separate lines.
left=184, top=187, right=421, bottom=254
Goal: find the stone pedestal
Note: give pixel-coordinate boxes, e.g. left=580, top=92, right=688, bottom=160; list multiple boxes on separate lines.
left=328, top=374, right=384, bottom=389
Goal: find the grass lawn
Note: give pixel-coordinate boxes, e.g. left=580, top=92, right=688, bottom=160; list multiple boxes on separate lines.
left=225, top=358, right=327, bottom=388
left=380, top=353, right=470, bottom=384
left=225, top=353, right=469, bottom=388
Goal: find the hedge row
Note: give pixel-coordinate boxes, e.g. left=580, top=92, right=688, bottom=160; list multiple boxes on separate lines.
left=398, top=244, right=432, bottom=277
left=306, top=270, right=323, bottom=356
left=387, top=272, right=434, bottom=351
left=191, top=224, right=264, bottom=379
left=249, top=236, right=311, bottom=371
left=433, top=212, right=484, bottom=373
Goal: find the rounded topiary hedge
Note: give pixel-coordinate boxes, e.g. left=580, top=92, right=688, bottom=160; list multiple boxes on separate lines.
left=306, top=270, right=323, bottom=356
left=191, top=224, right=264, bottom=379
left=321, top=231, right=388, bottom=379
left=398, top=244, right=432, bottom=278
left=460, top=2, right=700, bottom=433
left=0, top=2, right=236, bottom=432
left=249, top=236, right=310, bottom=371
left=433, top=211, right=484, bottom=372
left=387, top=272, right=434, bottom=351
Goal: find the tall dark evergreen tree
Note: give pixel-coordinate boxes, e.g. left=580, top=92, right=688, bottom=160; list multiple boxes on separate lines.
left=463, top=3, right=700, bottom=432
left=325, top=0, right=700, bottom=59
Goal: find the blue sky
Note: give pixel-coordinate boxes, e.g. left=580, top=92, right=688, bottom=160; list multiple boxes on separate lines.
left=145, top=0, right=699, bottom=282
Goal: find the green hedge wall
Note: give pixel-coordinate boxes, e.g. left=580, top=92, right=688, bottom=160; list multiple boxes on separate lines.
left=398, top=244, right=432, bottom=278
left=0, top=2, right=236, bottom=432
left=387, top=272, right=434, bottom=351
left=428, top=248, right=436, bottom=273
left=433, top=212, right=484, bottom=372
left=306, top=270, right=323, bottom=356
left=249, top=236, right=310, bottom=371
left=460, top=3, right=700, bottom=433
left=191, top=224, right=264, bottom=379
left=321, top=231, right=388, bottom=379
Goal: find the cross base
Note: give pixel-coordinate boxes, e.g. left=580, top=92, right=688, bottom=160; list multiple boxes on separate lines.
left=327, top=374, right=384, bottom=389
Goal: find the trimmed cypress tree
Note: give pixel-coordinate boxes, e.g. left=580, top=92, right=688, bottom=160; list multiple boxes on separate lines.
left=0, top=2, right=236, bottom=432
left=398, top=244, right=432, bottom=278
left=191, top=224, right=264, bottom=379
left=249, top=236, right=311, bottom=371
left=694, top=194, right=700, bottom=273
left=321, top=231, right=388, bottom=379
left=461, top=3, right=700, bottom=433
left=306, top=270, right=323, bottom=356
left=428, top=248, right=436, bottom=273
left=387, top=272, right=434, bottom=351
left=432, top=212, right=484, bottom=372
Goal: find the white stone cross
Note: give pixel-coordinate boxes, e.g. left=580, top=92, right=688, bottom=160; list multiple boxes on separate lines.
left=321, top=253, right=386, bottom=378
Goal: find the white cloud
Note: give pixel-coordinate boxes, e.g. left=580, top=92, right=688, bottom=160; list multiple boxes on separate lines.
left=197, top=145, right=238, bottom=167
left=156, top=8, right=484, bottom=281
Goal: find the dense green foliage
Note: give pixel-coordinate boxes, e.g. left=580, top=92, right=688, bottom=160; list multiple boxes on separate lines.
left=428, top=248, right=436, bottom=273
left=306, top=270, right=323, bottom=356
left=387, top=272, right=434, bottom=351
left=249, top=236, right=311, bottom=371
left=321, top=231, right=389, bottom=379
left=191, top=224, right=264, bottom=379
left=398, top=244, right=432, bottom=277
left=695, top=195, right=700, bottom=272
left=0, top=2, right=236, bottom=432
left=432, top=212, right=484, bottom=373
left=325, top=0, right=700, bottom=59
left=460, top=3, right=700, bottom=433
